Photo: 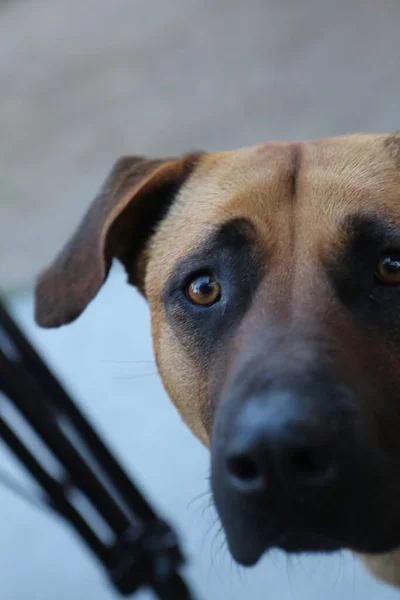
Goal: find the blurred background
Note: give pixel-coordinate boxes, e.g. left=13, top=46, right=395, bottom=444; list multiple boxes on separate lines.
left=1, top=1, right=400, bottom=599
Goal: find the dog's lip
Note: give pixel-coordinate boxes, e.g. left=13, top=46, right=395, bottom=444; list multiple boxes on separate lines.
left=227, top=526, right=340, bottom=567
left=225, top=522, right=280, bottom=567
left=273, top=529, right=340, bottom=553
left=228, top=542, right=263, bottom=567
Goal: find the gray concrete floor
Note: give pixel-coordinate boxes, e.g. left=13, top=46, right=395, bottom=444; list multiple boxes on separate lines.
left=1, top=265, right=400, bottom=599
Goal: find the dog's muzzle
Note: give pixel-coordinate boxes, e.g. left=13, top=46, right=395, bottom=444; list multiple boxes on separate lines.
left=210, top=361, right=394, bottom=566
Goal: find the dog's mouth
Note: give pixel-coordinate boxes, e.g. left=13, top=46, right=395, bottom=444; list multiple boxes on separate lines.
left=273, top=529, right=341, bottom=554
left=210, top=360, right=400, bottom=568
left=227, top=524, right=341, bottom=567
left=223, top=501, right=400, bottom=567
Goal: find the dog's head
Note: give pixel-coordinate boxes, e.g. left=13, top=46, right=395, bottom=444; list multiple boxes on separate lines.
left=35, top=134, right=400, bottom=577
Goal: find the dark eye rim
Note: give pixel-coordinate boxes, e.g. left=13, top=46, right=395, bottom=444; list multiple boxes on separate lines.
left=375, top=253, right=400, bottom=285
left=184, top=272, right=222, bottom=306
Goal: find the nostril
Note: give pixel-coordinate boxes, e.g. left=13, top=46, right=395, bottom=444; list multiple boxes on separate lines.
left=227, top=454, right=260, bottom=483
left=288, top=446, right=334, bottom=481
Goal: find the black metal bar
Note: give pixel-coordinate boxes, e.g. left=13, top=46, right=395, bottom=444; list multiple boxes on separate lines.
left=153, top=573, right=195, bottom=600
left=0, top=349, right=130, bottom=536
left=0, top=302, right=156, bottom=524
left=0, top=417, right=111, bottom=566
left=0, top=299, right=197, bottom=599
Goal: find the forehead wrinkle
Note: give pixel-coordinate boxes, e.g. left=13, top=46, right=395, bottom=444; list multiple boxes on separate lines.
left=296, top=152, right=400, bottom=234
left=385, top=131, right=400, bottom=164
left=307, top=135, right=400, bottom=191
left=149, top=134, right=400, bottom=302
left=147, top=145, right=306, bottom=300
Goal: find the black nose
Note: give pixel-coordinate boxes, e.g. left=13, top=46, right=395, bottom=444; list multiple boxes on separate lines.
left=225, top=392, right=337, bottom=494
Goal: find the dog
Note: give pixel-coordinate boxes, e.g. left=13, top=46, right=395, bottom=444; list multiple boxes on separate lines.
left=35, top=133, right=400, bottom=588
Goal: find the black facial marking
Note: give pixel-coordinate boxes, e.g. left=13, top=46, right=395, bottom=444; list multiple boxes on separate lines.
left=123, top=153, right=203, bottom=286
left=164, top=218, right=263, bottom=362
left=327, top=215, right=400, bottom=336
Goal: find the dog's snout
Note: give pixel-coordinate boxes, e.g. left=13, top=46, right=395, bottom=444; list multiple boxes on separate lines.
left=211, top=382, right=363, bottom=564
left=224, top=392, right=337, bottom=495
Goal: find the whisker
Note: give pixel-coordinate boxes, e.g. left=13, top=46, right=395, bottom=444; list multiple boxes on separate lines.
left=112, top=372, right=158, bottom=380
left=100, top=359, right=156, bottom=364
left=332, top=550, right=344, bottom=588
left=210, top=523, right=225, bottom=572
left=285, top=554, right=295, bottom=598
left=187, top=489, right=211, bottom=511
left=202, top=499, right=217, bottom=525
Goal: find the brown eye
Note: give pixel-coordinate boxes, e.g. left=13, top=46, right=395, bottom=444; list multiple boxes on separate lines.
left=186, top=274, right=221, bottom=306
left=376, top=254, right=400, bottom=284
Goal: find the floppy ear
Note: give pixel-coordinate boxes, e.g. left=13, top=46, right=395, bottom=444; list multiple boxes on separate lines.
left=35, top=153, right=202, bottom=328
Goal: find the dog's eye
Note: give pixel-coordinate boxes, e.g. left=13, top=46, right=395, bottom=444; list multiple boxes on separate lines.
left=376, top=254, right=400, bottom=284
left=186, top=274, right=221, bottom=306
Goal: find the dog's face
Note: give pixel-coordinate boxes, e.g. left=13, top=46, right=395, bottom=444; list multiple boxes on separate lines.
left=36, top=134, right=400, bottom=575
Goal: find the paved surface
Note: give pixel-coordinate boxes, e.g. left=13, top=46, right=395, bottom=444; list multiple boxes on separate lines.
left=1, top=266, right=400, bottom=600
left=1, top=0, right=400, bottom=291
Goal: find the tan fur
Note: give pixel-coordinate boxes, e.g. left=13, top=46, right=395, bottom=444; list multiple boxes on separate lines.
left=145, top=134, right=400, bottom=439
left=35, top=133, right=400, bottom=588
